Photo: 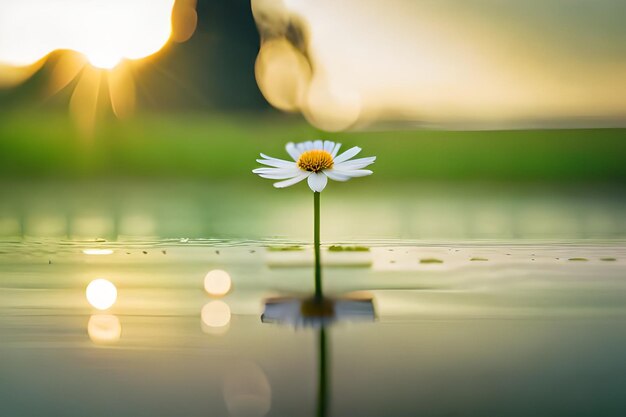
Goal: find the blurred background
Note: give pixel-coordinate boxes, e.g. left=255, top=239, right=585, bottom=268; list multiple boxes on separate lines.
left=0, top=0, right=625, bottom=241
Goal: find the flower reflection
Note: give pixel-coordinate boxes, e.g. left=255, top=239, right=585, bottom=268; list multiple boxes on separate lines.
left=204, top=269, right=232, bottom=297
left=223, top=361, right=271, bottom=417
left=260, top=296, right=363, bottom=417
left=87, top=314, right=121, bottom=344
left=201, top=300, right=231, bottom=335
left=86, top=278, right=117, bottom=310
left=262, top=295, right=375, bottom=328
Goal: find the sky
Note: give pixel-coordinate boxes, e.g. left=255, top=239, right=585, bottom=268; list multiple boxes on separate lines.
left=253, top=0, right=626, bottom=130
left=1, top=0, right=625, bottom=130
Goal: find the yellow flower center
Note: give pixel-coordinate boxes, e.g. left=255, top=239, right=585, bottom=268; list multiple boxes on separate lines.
left=297, top=149, right=334, bottom=172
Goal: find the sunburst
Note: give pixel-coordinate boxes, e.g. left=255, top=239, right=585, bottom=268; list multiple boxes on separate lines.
left=44, top=52, right=139, bottom=135
left=0, top=0, right=198, bottom=134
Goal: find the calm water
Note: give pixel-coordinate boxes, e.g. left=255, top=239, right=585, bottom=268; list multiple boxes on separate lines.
left=1, top=239, right=625, bottom=417
left=1, top=180, right=626, bottom=241
left=1, top=182, right=626, bottom=416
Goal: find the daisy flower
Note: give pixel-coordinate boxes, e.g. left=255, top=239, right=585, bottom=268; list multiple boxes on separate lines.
left=253, top=139, right=376, bottom=301
left=252, top=140, right=375, bottom=192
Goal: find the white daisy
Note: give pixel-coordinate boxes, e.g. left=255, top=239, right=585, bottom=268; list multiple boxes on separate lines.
left=252, top=140, right=375, bottom=192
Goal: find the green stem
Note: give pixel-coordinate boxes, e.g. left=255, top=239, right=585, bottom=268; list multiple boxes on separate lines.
left=314, top=191, right=322, bottom=301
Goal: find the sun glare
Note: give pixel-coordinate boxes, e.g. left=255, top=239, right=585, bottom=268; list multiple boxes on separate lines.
left=0, top=0, right=176, bottom=69
left=85, top=53, right=122, bottom=71
left=0, top=0, right=197, bottom=133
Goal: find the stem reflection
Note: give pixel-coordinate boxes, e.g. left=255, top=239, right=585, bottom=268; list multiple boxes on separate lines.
left=317, top=326, right=329, bottom=417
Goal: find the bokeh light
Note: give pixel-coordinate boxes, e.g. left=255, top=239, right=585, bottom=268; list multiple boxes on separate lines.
left=201, top=300, right=231, bottom=328
left=252, top=0, right=626, bottom=130
left=82, top=249, right=114, bottom=255
left=223, top=362, right=272, bottom=417
left=204, top=269, right=232, bottom=297
left=87, top=314, right=121, bottom=344
left=255, top=37, right=311, bottom=112
left=85, top=278, right=118, bottom=310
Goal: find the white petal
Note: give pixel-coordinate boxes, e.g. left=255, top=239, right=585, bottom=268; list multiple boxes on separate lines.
left=334, top=162, right=374, bottom=170
left=257, top=156, right=297, bottom=168
left=334, top=146, right=362, bottom=164
left=304, top=141, right=314, bottom=151
left=285, top=143, right=301, bottom=161
left=323, top=169, right=352, bottom=182
left=253, top=167, right=296, bottom=174
left=307, top=172, right=328, bottom=192
left=332, top=169, right=373, bottom=178
left=323, top=140, right=335, bottom=153
left=331, top=143, right=342, bottom=158
left=259, top=173, right=299, bottom=180
left=295, top=142, right=307, bottom=154
left=333, top=156, right=376, bottom=170
left=257, top=170, right=301, bottom=180
left=313, top=140, right=323, bottom=150
left=253, top=167, right=301, bottom=179
left=273, top=172, right=311, bottom=188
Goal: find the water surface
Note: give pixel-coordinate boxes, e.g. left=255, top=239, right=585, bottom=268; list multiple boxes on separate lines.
left=1, top=181, right=625, bottom=416
left=1, top=238, right=625, bottom=417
